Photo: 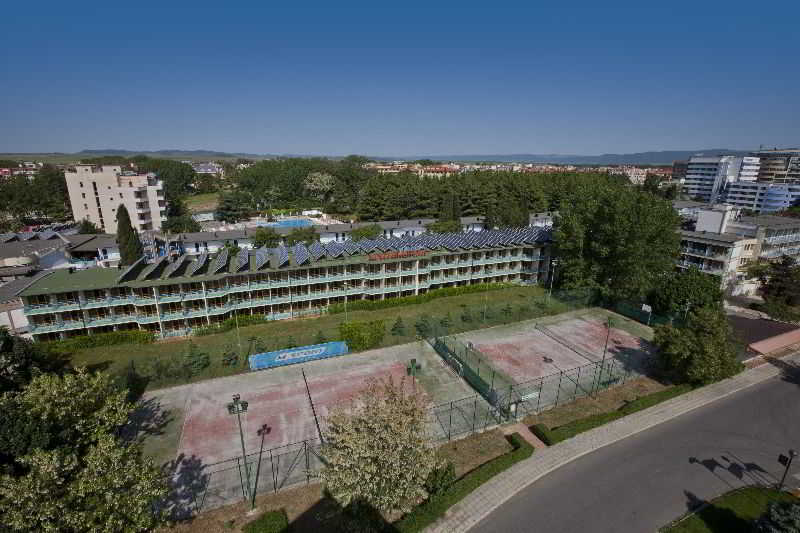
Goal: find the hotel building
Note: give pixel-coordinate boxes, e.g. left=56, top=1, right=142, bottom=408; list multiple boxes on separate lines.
left=20, top=227, right=552, bottom=342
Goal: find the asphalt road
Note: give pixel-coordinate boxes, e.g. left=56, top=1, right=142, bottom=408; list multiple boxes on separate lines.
left=472, top=374, right=800, bottom=533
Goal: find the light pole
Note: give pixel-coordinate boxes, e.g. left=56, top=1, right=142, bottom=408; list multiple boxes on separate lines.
left=343, top=281, right=349, bottom=323
left=227, top=394, right=251, bottom=504
left=594, top=316, right=614, bottom=396
left=251, top=423, right=270, bottom=510
left=547, top=259, right=560, bottom=304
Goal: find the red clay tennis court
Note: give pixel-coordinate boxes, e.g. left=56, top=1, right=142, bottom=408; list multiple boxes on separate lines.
left=177, top=360, right=410, bottom=465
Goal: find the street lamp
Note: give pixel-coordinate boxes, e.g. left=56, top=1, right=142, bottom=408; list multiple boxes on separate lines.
left=594, top=316, right=614, bottom=396
left=343, top=281, right=349, bottom=323
left=227, top=394, right=251, bottom=504
left=547, top=259, right=560, bottom=304
left=778, top=449, right=797, bottom=490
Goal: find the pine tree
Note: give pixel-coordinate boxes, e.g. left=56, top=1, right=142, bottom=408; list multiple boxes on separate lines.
left=391, top=317, right=406, bottom=336
left=116, top=204, right=143, bottom=266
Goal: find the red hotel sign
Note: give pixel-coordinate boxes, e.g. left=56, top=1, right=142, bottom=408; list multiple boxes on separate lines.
left=368, top=250, right=427, bottom=261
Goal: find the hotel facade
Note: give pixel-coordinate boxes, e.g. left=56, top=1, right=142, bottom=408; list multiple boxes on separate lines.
left=21, top=227, right=552, bottom=342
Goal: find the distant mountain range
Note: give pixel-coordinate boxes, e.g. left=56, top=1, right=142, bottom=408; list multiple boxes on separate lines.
left=2, top=148, right=754, bottom=165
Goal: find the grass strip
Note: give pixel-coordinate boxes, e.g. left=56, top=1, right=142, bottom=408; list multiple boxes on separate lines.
left=531, top=384, right=693, bottom=445
left=242, top=508, right=290, bottom=533
left=395, top=433, right=534, bottom=532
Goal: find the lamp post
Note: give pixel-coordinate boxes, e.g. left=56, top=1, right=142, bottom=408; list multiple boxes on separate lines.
left=594, top=316, right=614, bottom=396
left=547, top=259, right=560, bottom=304
left=227, top=394, right=251, bottom=503
left=343, top=281, right=349, bottom=323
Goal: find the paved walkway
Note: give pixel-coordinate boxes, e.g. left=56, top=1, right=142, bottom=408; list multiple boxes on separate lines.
left=426, top=354, right=800, bottom=532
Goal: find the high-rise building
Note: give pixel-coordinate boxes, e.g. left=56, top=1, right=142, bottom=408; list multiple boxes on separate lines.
left=681, top=156, right=759, bottom=203
left=752, top=148, right=800, bottom=182
left=65, top=165, right=167, bottom=233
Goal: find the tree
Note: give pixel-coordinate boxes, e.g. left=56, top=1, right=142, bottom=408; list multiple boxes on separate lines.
left=648, top=268, right=723, bottom=316
left=304, top=171, right=335, bottom=203
left=116, top=205, right=143, bottom=266
left=0, top=328, right=66, bottom=395
left=753, top=500, right=800, bottom=532
left=653, top=307, right=741, bottom=385
left=426, top=219, right=462, bottom=234
left=349, top=224, right=382, bottom=241
left=338, top=321, right=385, bottom=351
left=320, top=377, right=437, bottom=514
left=285, top=226, right=317, bottom=246
left=0, top=369, right=168, bottom=531
left=183, top=341, right=210, bottom=377
left=161, top=215, right=200, bottom=233
left=215, top=191, right=250, bottom=223
left=390, top=317, right=406, bottom=336
left=253, top=227, right=282, bottom=248
left=758, top=257, right=800, bottom=322
left=414, top=315, right=432, bottom=337
left=76, top=219, right=101, bottom=235
left=439, top=313, right=452, bottom=333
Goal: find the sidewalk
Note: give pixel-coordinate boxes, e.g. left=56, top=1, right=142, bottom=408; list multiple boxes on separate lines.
left=426, top=354, right=800, bottom=532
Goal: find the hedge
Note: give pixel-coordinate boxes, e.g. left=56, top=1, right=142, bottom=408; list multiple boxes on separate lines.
left=242, top=509, right=289, bottom=533
left=531, top=384, right=693, bottom=445
left=43, top=330, right=154, bottom=352
left=395, top=433, right=534, bottom=532
left=327, top=283, right=515, bottom=314
left=193, top=313, right=268, bottom=336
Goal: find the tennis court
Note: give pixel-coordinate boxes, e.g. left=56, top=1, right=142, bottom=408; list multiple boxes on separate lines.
left=448, top=309, right=653, bottom=414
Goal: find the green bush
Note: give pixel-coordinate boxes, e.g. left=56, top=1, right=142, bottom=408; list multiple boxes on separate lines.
left=328, top=283, right=514, bottom=314
left=396, top=433, right=533, bottom=532
left=338, top=320, right=385, bottom=351
left=424, top=461, right=456, bottom=496
left=530, top=385, right=693, bottom=445
left=194, top=314, right=267, bottom=336
left=44, top=330, right=154, bottom=352
left=242, top=509, right=289, bottom=533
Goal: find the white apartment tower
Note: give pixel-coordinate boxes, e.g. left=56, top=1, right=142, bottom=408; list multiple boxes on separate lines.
left=65, top=165, right=167, bottom=233
left=682, top=156, right=759, bottom=203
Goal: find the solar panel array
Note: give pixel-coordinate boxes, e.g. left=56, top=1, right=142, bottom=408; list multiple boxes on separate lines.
left=255, top=248, right=270, bottom=269
left=186, top=253, right=208, bottom=276
left=163, top=255, right=187, bottom=277
left=114, top=227, right=550, bottom=282
left=293, top=243, right=310, bottom=265
left=232, top=248, right=250, bottom=272
left=116, top=256, right=145, bottom=283
left=210, top=249, right=229, bottom=274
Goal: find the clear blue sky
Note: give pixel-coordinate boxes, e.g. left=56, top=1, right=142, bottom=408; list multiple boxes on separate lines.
left=2, top=1, right=798, bottom=156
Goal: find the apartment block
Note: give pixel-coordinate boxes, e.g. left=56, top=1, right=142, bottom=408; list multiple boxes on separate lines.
left=20, top=227, right=552, bottom=342
left=682, top=156, right=759, bottom=203
left=752, top=148, right=800, bottom=183
left=65, top=165, right=167, bottom=233
left=723, top=181, right=800, bottom=213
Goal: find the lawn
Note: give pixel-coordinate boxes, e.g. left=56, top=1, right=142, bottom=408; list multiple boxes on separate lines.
left=70, top=285, right=597, bottom=392
left=184, top=192, right=219, bottom=213
left=661, top=486, right=798, bottom=533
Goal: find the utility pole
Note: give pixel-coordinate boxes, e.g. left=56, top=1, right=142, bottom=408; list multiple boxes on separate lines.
left=594, top=316, right=614, bottom=396
left=227, top=394, right=251, bottom=505
left=547, top=259, right=559, bottom=304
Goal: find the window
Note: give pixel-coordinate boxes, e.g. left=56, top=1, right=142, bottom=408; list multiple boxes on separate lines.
left=79, top=181, right=83, bottom=187
left=119, top=193, right=123, bottom=199
left=84, top=204, right=88, bottom=210
left=81, top=193, right=86, bottom=199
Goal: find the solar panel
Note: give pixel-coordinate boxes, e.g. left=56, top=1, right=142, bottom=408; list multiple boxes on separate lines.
left=141, top=256, right=168, bottom=279
left=187, top=253, right=208, bottom=276
left=164, top=255, right=187, bottom=277
left=342, top=241, right=361, bottom=255
left=234, top=248, right=250, bottom=272
left=211, top=249, right=229, bottom=274
left=255, top=249, right=270, bottom=269
left=324, top=242, right=344, bottom=258
left=293, top=243, right=310, bottom=265
left=38, top=230, right=57, bottom=240
left=273, top=246, right=289, bottom=267
left=17, top=232, right=36, bottom=241
left=309, top=241, right=326, bottom=261
left=117, top=256, right=146, bottom=283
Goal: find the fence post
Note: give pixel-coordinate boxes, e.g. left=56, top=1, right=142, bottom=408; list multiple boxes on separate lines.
left=472, top=396, right=477, bottom=432
left=575, top=365, right=582, bottom=397
left=236, top=456, right=246, bottom=501
left=304, top=441, right=310, bottom=485
left=448, top=401, right=453, bottom=440
left=555, top=370, right=563, bottom=406
left=269, top=449, right=277, bottom=494
left=536, top=378, right=543, bottom=412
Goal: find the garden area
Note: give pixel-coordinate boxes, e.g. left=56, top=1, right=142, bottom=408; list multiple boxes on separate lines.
left=62, top=285, right=595, bottom=392
left=661, top=486, right=800, bottom=533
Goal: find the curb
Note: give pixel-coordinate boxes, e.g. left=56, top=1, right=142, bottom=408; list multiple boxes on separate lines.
left=425, top=355, right=798, bottom=532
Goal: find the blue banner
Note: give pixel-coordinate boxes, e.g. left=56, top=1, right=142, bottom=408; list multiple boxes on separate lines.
left=249, top=341, right=349, bottom=371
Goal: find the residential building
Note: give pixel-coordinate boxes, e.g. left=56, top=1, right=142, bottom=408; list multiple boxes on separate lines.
left=671, top=161, right=688, bottom=182
left=681, top=156, right=759, bottom=203
left=672, top=200, right=707, bottom=222
left=752, top=148, right=800, bottom=183
left=0, top=232, right=73, bottom=282
left=0, top=272, right=50, bottom=338
left=65, top=165, right=167, bottom=233
left=64, top=234, right=122, bottom=268
left=191, top=162, right=224, bottom=175
left=723, top=181, right=800, bottom=213
left=20, top=227, right=552, bottom=342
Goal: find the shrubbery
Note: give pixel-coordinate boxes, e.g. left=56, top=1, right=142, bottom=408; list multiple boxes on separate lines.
left=193, top=314, right=267, bottom=336
left=338, top=320, right=385, bottom=351
left=242, top=509, right=289, bottom=533
left=328, top=283, right=514, bottom=314
left=44, top=330, right=154, bottom=352
left=530, top=385, right=693, bottom=445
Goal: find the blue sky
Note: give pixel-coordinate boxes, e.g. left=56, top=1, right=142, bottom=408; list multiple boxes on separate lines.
left=2, top=1, right=798, bottom=156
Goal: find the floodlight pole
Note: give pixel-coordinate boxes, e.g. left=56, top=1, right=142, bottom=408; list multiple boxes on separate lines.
left=343, top=281, right=349, bottom=323
left=547, top=259, right=559, bottom=304
left=778, top=449, right=797, bottom=490
left=594, top=317, right=613, bottom=396
left=227, top=394, right=251, bottom=504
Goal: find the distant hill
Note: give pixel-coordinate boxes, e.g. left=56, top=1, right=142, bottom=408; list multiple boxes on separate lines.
left=1, top=148, right=753, bottom=165
left=377, top=149, right=752, bottom=165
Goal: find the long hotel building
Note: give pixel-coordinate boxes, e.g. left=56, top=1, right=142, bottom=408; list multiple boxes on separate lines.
left=20, top=227, right=552, bottom=342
